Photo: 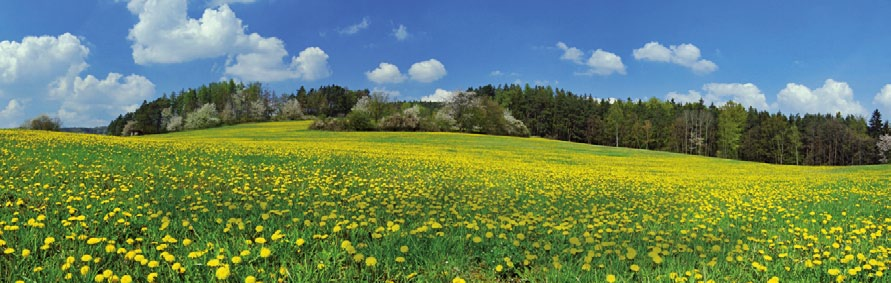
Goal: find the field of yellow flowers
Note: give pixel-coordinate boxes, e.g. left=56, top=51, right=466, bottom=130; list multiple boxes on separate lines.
left=1, top=120, right=889, bottom=283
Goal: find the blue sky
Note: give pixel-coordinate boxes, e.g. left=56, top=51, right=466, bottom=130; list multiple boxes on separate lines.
left=2, top=0, right=891, bottom=127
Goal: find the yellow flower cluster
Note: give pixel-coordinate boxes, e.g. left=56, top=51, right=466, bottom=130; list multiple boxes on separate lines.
left=0, top=120, right=888, bottom=282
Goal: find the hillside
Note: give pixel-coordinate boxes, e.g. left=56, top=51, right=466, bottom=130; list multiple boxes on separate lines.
left=1, top=121, right=889, bottom=282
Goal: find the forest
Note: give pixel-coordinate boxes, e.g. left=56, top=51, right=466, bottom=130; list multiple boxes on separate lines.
left=106, top=81, right=891, bottom=166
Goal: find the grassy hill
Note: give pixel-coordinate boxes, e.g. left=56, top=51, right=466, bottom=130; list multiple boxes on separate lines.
left=1, top=121, right=888, bottom=282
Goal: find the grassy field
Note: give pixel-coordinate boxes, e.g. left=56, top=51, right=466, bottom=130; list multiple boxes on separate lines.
left=1, top=121, right=889, bottom=283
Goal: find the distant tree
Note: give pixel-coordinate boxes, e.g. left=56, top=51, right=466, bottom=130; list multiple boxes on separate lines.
left=605, top=103, right=624, bottom=147
left=868, top=109, right=883, bottom=138
left=166, top=115, right=183, bottom=132
left=248, top=99, right=268, bottom=121
left=22, top=114, right=62, bottom=131
left=503, top=109, right=530, bottom=137
left=184, top=103, right=221, bottom=130
left=717, top=101, right=747, bottom=159
left=878, top=134, right=891, bottom=163
left=278, top=98, right=304, bottom=120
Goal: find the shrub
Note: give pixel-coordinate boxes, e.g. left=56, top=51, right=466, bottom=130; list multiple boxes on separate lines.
left=166, top=116, right=183, bottom=132
left=309, top=117, right=350, bottom=131
left=184, top=103, right=221, bottom=130
left=278, top=99, right=304, bottom=121
left=22, top=114, right=62, bottom=131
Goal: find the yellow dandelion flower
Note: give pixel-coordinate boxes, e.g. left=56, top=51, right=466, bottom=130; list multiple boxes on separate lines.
left=366, top=256, right=378, bottom=267
left=147, top=273, right=158, bottom=283
left=215, top=265, right=231, bottom=280
left=260, top=247, right=272, bottom=258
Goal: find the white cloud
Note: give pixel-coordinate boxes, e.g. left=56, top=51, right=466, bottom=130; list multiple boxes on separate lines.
left=490, top=70, right=503, bottom=76
left=421, top=88, right=455, bottom=102
left=777, top=79, right=866, bottom=116
left=339, top=17, right=369, bottom=35
left=408, top=59, right=447, bottom=83
left=0, top=33, right=88, bottom=84
left=633, top=41, right=718, bottom=74
left=52, top=73, right=156, bottom=127
left=583, top=49, right=626, bottom=76
left=666, top=83, right=772, bottom=110
left=366, top=63, right=406, bottom=84
left=556, top=41, right=584, bottom=64
left=126, top=0, right=329, bottom=82
left=632, top=42, right=671, bottom=62
left=0, top=99, right=25, bottom=128
left=874, top=84, right=891, bottom=110
left=393, top=24, right=408, bottom=41
left=556, top=42, right=625, bottom=76
left=701, top=83, right=771, bottom=110
left=0, top=33, right=157, bottom=127
left=206, top=0, right=255, bottom=7
left=291, top=47, right=331, bottom=81
left=666, top=90, right=702, bottom=104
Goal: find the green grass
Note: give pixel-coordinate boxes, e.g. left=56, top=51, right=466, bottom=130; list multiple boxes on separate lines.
left=0, top=121, right=889, bottom=283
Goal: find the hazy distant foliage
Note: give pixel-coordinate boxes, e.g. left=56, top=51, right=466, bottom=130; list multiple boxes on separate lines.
left=21, top=114, right=62, bottom=131
left=184, top=103, right=221, bottom=130
left=108, top=80, right=891, bottom=165
left=313, top=91, right=531, bottom=137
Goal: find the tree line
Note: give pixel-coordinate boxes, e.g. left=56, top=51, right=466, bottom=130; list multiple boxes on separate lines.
left=105, top=81, right=891, bottom=166
left=310, top=91, right=530, bottom=137
left=107, top=80, right=368, bottom=136
left=466, top=84, right=891, bottom=166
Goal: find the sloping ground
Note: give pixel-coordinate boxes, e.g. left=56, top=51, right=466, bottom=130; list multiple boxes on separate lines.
left=0, top=121, right=888, bottom=282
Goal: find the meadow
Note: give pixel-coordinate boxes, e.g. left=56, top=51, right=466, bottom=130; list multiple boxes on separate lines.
left=0, top=121, right=889, bottom=282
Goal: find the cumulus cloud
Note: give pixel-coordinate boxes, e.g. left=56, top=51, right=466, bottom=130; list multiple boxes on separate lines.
left=339, top=17, right=369, bottom=35
left=126, top=0, right=329, bottom=82
left=666, top=90, right=703, bottom=104
left=206, top=0, right=255, bottom=7
left=874, top=84, right=891, bottom=110
left=366, top=63, right=406, bottom=84
left=408, top=59, right=447, bottom=83
left=777, top=79, right=866, bottom=116
left=556, top=41, right=584, bottom=64
left=393, top=24, right=408, bottom=41
left=556, top=42, right=625, bottom=76
left=52, top=73, right=156, bottom=126
left=0, top=33, right=88, bottom=85
left=0, top=33, right=156, bottom=127
left=633, top=41, right=718, bottom=74
left=701, top=83, right=771, bottom=110
left=584, top=49, right=626, bottom=76
left=0, top=99, right=25, bottom=128
left=420, top=88, right=455, bottom=102
left=225, top=46, right=331, bottom=82
left=666, top=83, right=771, bottom=110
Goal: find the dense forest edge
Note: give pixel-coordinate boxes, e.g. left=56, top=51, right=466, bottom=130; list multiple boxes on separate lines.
left=72, top=80, right=889, bottom=166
